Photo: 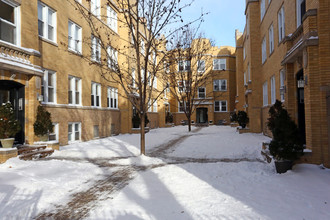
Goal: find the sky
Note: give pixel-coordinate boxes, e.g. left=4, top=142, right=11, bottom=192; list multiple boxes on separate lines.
left=179, top=0, right=246, bottom=47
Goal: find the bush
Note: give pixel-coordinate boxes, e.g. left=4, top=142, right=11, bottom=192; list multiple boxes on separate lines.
left=33, top=105, right=53, bottom=136
left=0, top=102, right=21, bottom=139
left=267, top=100, right=304, bottom=161
left=230, top=112, right=237, bottom=123
left=165, top=112, right=173, bottom=123
left=237, top=111, right=249, bottom=128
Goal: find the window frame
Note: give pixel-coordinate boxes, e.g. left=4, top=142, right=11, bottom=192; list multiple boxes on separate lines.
left=214, top=101, right=227, bottom=112
left=269, top=24, right=274, bottom=54
left=178, top=60, right=191, bottom=72
left=68, top=75, right=81, bottom=106
left=107, top=46, right=118, bottom=70
left=213, top=59, right=226, bottom=70
left=263, top=81, right=268, bottom=106
left=91, top=82, right=101, bottom=107
left=68, top=122, right=81, bottom=143
left=261, top=36, right=267, bottom=64
left=197, top=60, right=205, bottom=72
left=260, top=0, right=265, bottom=21
left=270, top=75, right=276, bottom=104
left=198, top=87, right=206, bottom=99
left=0, top=0, right=20, bottom=46
left=38, top=1, right=56, bottom=42
left=48, top=123, right=59, bottom=141
left=68, top=20, right=82, bottom=53
left=278, top=5, right=285, bottom=42
left=107, top=5, right=117, bottom=32
left=90, top=0, right=101, bottom=18
left=213, top=79, right=227, bottom=91
left=41, top=69, right=56, bottom=104
left=107, top=87, right=118, bottom=109
left=91, top=35, right=101, bottom=62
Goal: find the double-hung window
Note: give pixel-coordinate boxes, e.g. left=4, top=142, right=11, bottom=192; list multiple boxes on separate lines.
left=263, top=81, right=268, bottom=106
left=198, top=87, right=206, bottom=98
left=68, top=20, right=82, bottom=53
left=91, top=82, right=101, bottom=107
left=153, top=76, right=157, bottom=89
left=260, top=0, right=265, bottom=21
left=68, top=75, right=81, bottom=105
left=141, top=39, right=145, bottom=55
left=296, top=0, right=306, bottom=27
left=107, top=87, right=118, bottom=109
left=178, top=101, right=185, bottom=113
left=261, top=36, right=267, bottom=64
left=107, top=5, right=117, bottom=32
left=214, top=101, right=227, bottom=112
left=38, top=1, right=56, bottom=42
left=278, top=6, right=285, bottom=42
left=153, top=51, right=157, bottom=65
left=42, top=69, right=56, bottom=103
left=153, top=100, right=157, bottom=112
left=243, top=45, right=246, bottom=60
left=49, top=123, right=58, bottom=141
left=91, top=35, right=101, bottom=62
left=213, top=79, right=227, bottom=91
left=178, top=80, right=190, bottom=92
left=0, top=0, right=20, bottom=45
left=178, top=60, right=191, bottom=72
left=280, top=69, right=285, bottom=102
left=107, top=46, right=118, bottom=70
left=91, top=0, right=100, bottom=17
left=213, top=59, right=226, bottom=70
left=197, top=60, right=205, bottom=72
left=68, top=122, right=81, bottom=143
left=270, top=75, right=276, bottom=104
left=269, top=24, right=274, bottom=54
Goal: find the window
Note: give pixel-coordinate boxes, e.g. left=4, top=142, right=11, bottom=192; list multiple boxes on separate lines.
left=278, top=5, right=285, bottom=42
left=153, top=51, right=157, bottom=65
left=107, top=87, right=118, bottom=109
left=178, top=60, right=191, bottom=72
left=0, top=1, right=20, bottom=45
left=263, top=81, right=268, bottom=106
left=132, top=68, right=136, bottom=87
left=178, top=102, right=185, bottom=112
left=271, top=75, right=276, bottom=104
left=244, top=72, right=247, bottom=86
left=213, top=79, right=227, bottom=91
left=91, top=82, right=101, bottom=107
left=107, top=46, right=118, bottom=70
left=68, top=20, right=82, bottom=53
left=153, top=99, right=157, bottom=112
left=153, top=76, right=157, bottom=89
left=141, top=68, right=145, bottom=83
left=197, top=60, right=205, bottom=72
left=198, top=87, right=206, bottom=98
left=243, top=45, right=246, bottom=60
left=261, top=36, right=267, bottom=64
left=214, top=101, right=227, bottom=112
left=213, top=59, right=226, bottom=70
left=107, top=5, right=117, bottom=32
left=260, top=0, right=265, bottom=21
left=38, top=1, right=56, bottom=42
left=269, top=24, right=274, bottom=54
left=49, top=123, right=58, bottom=141
left=68, top=122, right=81, bottom=143
left=41, top=69, right=56, bottom=103
left=91, top=0, right=100, bottom=17
left=148, top=100, right=152, bottom=112
left=178, top=80, right=190, bottom=92
left=247, top=63, right=251, bottom=82
left=91, top=35, right=101, bottom=62
left=141, top=39, right=145, bottom=55
left=297, top=0, right=306, bottom=27
left=68, top=75, right=81, bottom=105
left=93, top=125, right=99, bottom=138
left=280, top=69, right=285, bottom=102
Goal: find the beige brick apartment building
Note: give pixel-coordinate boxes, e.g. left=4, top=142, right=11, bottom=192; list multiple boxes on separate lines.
left=235, top=0, right=330, bottom=167
left=0, top=0, right=166, bottom=146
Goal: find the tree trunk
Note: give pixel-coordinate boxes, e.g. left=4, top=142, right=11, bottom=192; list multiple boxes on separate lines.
left=140, top=113, right=146, bottom=155
left=188, top=115, right=192, bottom=132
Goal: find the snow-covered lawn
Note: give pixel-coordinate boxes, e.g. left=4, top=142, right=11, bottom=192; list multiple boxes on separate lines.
left=0, top=126, right=329, bottom=219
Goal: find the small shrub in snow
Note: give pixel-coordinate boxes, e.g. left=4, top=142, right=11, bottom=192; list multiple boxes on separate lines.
left=0, top=102, right=21, bottom=139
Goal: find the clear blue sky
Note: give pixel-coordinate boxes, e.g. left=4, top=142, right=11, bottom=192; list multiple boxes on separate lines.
left=180, top=0, right=246, bottom=47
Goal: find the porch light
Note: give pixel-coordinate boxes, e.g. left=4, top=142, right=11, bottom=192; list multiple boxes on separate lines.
left=297, top=79, right=305, bottom=88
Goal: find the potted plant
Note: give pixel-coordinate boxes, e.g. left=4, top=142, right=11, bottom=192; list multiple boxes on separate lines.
left=0, top=102, right=21, bottom=148
left=237, top=111, right=249, bottom=128
left=267, top=100, right=304, bottom=173
left=33, top=105, right=53, bottom=142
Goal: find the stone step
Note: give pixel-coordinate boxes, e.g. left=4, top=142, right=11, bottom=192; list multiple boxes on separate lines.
left=17, top=145, right=47, bottom=155
left=19, top=149, right=54, bottom=160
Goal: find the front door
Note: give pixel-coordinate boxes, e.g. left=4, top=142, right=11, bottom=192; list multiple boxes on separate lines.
left=0, top=80, right=25, bottom=145
left=297, top=70, right=306, bottom=144
left=196, top=108, right=208, bottom=124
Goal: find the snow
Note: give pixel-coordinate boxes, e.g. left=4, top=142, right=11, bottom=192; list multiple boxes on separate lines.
left=0, top=126, right=330, bottom=219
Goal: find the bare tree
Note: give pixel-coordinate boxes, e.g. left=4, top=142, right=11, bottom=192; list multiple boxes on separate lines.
left=68, top=0, right=205, bottom=154
left=166, top=26, right=223, bottom=132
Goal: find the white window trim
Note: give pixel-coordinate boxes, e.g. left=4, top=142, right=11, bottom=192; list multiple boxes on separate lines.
left=263, top=81, right=268, bottom=106
left=178, top=60, right=191, bottom=72
left=296, top=0, right=305, bottom=28
left=42, top=69, right=56, bottom=104
left=68, top=75, right=81, bottom=106
left=214, top=101, right=227, bottom=112
left=260, top=0, right=265, bottom=21
left=197, top=60, right=205, bottom=72
left=91, top=82, right=101, bottom=107
left=213, top=59, right=226, bottom=70
left=91, top=0, right=101, bottom=18
left=278, top=6, right=285, bottom=42
left=132, top=68, right=136, bottom=88
left=68, top=20, right=82, bottom=53
left=38, top=1, right=56, bottom=43
left=68, top=122, right=81, bottom=144
left=153, top=76, right=157, bottom=89
left=178, top=101, right=185, bottom=113
left=107, top=87, right=118, bottom=109
left=91, top=35, right=101, bottom=62
left=261, top=36, right=267, bottom=64
left=198, top=87, right=206, bottom=99
left=213, top=79, right=227, bottom=91
left=269, top=24, right=274, bottom=54
left=153, top=99, right=157, bottom=112
left=0, top=0, right=21, bottom=46
left=271, top=75, right=276, bottom=104
left=48, top=123, right=59, bottom=141
left=247, top=63, right=251, bottom=82
left=107, top=46, right=118, bottom=70
left=107, top=5, right=117, bottom=33
left=141, top=39, right=145, bottom=55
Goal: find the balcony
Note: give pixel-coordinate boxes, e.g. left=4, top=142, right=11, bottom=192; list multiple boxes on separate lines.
left=0, top=41, right=42, bottom=76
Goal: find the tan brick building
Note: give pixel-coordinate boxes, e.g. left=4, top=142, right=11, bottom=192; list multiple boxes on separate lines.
left=0, top=0, right=166, bottom=147
left=235, top=0, right=330, bottom=167
left=168, top=39, right=236, bottom=126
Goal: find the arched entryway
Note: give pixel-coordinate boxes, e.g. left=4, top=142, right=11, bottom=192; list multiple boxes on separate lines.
left=0, top=80, right=25, bottom=145
left=196, top=107, right=208, bottom=124
left=296, top=69, right=306, bottom=144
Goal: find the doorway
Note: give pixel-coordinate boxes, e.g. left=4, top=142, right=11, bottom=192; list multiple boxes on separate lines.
left=296, top=70, right=306, bottom=144
left=0, top=80, right=25, bottom=145
left=196, top=108, right=208, bottom=124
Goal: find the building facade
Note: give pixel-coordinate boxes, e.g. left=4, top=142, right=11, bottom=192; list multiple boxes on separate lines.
left=236, top=0, right=330, bottom=167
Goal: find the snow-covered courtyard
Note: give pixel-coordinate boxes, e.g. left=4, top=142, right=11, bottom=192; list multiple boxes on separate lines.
left=0, top=126, right=330, bottom=219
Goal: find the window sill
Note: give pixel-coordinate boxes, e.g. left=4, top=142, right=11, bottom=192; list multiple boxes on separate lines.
left=39, top=36, right=58, bottom=47
left=68, top=48, right=82, bottom=56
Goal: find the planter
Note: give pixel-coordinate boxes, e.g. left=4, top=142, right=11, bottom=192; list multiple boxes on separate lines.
left=275, top=160, right=293, bottom=174
left=0, top=138, right=15, bottom=148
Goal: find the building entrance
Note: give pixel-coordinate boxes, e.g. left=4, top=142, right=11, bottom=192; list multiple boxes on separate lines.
left=196, top=108, right=208, bottom=124
left=0, top=80, right=25, bottom=145
left=297, top=70, right=306, bottom=144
